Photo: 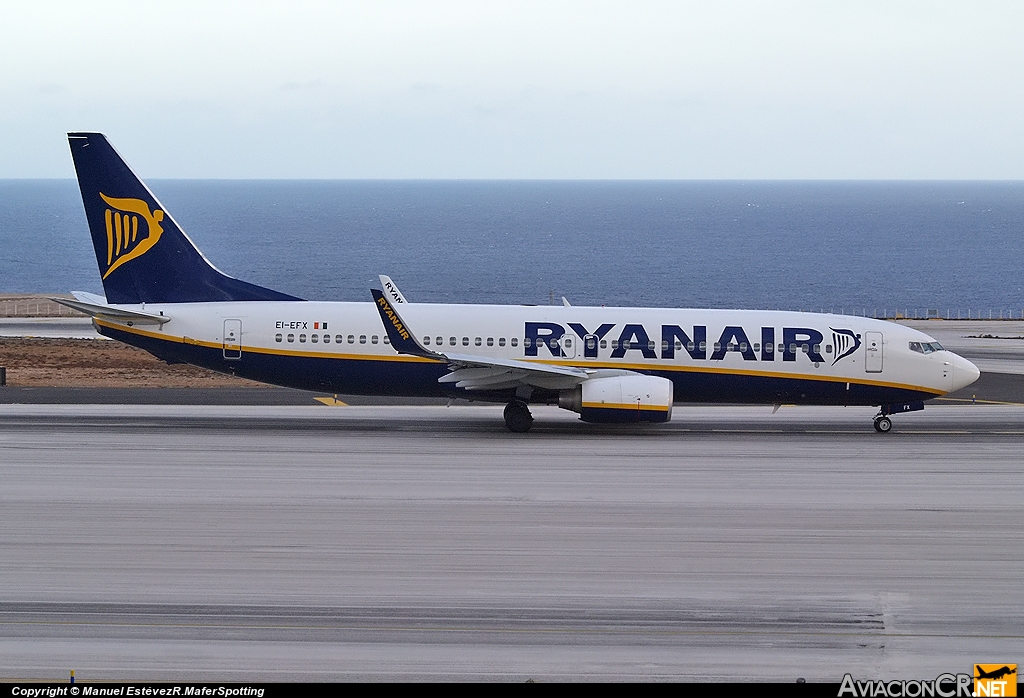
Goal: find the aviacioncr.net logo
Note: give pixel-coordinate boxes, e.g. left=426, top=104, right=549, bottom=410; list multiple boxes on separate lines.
left=99, top=192, right=164, bottom=279
left=839, top=673, right=973, bottom=697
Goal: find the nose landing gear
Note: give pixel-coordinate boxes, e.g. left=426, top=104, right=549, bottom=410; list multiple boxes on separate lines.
left=504, top=400, right=534, bottom=433
left=872, top=401, right=925, bottom=433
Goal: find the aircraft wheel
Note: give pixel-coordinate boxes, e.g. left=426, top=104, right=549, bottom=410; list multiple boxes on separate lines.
left=873, top=416, right=892, bottom=433
left=504, top=400, right=534, bottom=433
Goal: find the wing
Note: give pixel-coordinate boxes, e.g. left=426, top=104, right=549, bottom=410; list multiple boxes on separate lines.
left=370, top=288, right=588, bottom=391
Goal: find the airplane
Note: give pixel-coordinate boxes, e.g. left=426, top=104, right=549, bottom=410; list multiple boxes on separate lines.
left=60, top=132, right=980, bottom=433
left=975, top=666, right=1016, bottom=681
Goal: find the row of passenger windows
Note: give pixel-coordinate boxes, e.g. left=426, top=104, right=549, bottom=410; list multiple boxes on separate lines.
left=423, top=336, right=519, bottom=347
left=275, top=333, right=392, bottom=344
left=272, top=332, right=833, bottom=355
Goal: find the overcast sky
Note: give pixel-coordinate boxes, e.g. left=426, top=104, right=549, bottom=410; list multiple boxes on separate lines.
left=2, top=0, right=1022, bottom=178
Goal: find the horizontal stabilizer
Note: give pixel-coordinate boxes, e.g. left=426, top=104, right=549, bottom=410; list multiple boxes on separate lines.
left=52, top=294, right=170, bottom=325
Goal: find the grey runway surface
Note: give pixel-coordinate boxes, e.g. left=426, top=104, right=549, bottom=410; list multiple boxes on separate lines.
left=0, top=404, right=1021, bottom=681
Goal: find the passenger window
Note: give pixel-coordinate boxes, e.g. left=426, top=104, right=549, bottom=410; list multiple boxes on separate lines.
left=812, top=344, right=820, bottom=354
left=275, top=333, right=283, bottom=343
left=801, top=344, right=809, bottom=353
left=287, top=334, right=294, bottom=342
left=765, top=343, right=774, bottom=353
left=449, top=337, right=456, bottom=346
left=564, top=338, right=572, bottom=347
left=825, top=344, right=832, bottom=353
left=714, top=342, right=721, bottom=352
left=371, top=335, right=378, bottom=344
left=739, top=342, right=748, bottom=352
left=610, top=339, right=618, bottom=350
left=348, top=335, right=355, bottom=344
left=474, top=337, right=482, bottom=346
left=524, top=338, right=532, bottom=348
left=462, top=337, right=470, bottom=346
left=423, top=336, right=431, bottom=345
left=600, top=340, right=607, bottom=349
left=487, top=337, right=494, bottom=346
left=323, top=334, right=330, bottom=344
left=752, top=343, right=760, bottom=352
left=335, top=335, right=342, bottom=343
left=550, top=338, right=559, bottom=349
left=699, top=341, right=706, bottom=352
left=781, top=344, right=788, bottom=353
left=675, top=341, right=682, bottom=350
left=686, top=341, right=694, bottom=352
left=299, top=334, right=307, bottom=343
left=437, top=337, right=443, bottom=345
left=359, top=335, right=366, bottom=344
left=662, top=340, right=670, bottom=351
left=648, top=340, right=656, bottom=351
left=511, top=338, right=518, bottom=347
left=383, top=336, right=390, bottom=344
left=311, top=334, right=318, bottom=343
left=498, top=338, right=506, bottom=347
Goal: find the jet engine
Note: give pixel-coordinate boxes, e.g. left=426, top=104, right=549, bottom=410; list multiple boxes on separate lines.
left=559, top=374, right=674, bottom=423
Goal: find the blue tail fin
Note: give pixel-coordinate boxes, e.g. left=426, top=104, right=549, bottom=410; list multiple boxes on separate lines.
left=67, top=133, right=301, bottom=304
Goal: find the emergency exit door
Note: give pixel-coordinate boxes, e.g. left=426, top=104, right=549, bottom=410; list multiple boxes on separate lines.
left=865, top=331, right=883, bottom=373
left=223, top=319, right=241, bottom=360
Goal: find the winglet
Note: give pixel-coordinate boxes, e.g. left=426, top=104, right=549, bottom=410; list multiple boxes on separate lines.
left=379, top=275, right=409, bottom=304
left=371, top=288, right=436, bottom=358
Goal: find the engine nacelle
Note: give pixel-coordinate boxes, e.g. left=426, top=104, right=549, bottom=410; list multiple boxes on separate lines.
left=559, top=374, right=674, bottom=423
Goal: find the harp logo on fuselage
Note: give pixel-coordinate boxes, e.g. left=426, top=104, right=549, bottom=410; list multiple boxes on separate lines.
left=99, top=193, right=164, bottom=279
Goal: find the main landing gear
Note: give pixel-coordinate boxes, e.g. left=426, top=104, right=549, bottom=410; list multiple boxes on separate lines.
left=873, top=414, right=892, bottom=433
left=504, top=400, right=534, bottom=433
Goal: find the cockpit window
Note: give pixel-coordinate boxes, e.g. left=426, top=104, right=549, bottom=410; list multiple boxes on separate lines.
left=909, top=341, right=944, bottom=354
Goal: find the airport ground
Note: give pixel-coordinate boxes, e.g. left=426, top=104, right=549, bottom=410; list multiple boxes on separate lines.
left=0, top=313, right=1022, bottom=681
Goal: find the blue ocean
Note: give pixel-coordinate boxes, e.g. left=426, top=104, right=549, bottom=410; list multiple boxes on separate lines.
left=1, top=180, right=1022, bottom=315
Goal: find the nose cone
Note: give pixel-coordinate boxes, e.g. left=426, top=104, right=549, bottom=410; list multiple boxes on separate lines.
left=950, top=353, right=981, bottom=392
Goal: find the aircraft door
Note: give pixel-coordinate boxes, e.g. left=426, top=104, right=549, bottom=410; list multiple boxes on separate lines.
left=865, top=331, right=882, bottom=373
left=559, top=334, right=576, bottom=359
left=223, top=319, right=242, bottom=360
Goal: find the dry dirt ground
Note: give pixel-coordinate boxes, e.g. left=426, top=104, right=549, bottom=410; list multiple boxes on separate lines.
left=0, top=337, right=263, bottom=388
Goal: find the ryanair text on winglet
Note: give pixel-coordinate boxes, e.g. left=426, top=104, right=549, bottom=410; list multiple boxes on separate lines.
left=376, top=296, right=410, bottom=340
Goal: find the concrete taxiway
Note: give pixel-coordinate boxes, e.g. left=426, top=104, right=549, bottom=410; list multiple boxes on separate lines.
left=0, top=404, right=1021, bottom=681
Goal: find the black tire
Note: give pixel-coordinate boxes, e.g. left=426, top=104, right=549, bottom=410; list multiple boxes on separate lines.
left=873, top=416, right=892, bottom=433
left=503, top=401, right=533, bottom=433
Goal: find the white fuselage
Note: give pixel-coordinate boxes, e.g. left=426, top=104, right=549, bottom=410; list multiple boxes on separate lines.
left=94, top=301, right=980, bottom=405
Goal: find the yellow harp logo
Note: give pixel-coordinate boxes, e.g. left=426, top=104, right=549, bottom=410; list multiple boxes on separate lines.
left=99, top=193, right=165, bottom=279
